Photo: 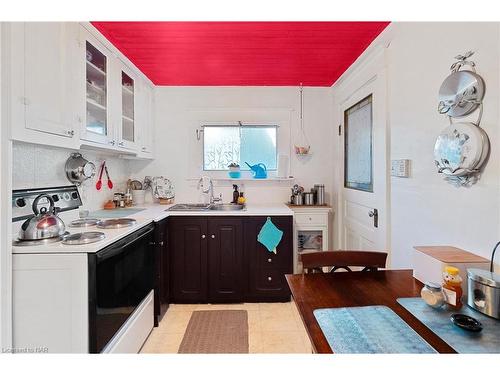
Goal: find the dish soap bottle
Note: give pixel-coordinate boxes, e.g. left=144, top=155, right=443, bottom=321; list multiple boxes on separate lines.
left=442, top=266, right=463, bottom=309
left=232, top=184, right=239, bottom=204
left=237, top=192, right=246, bottom=205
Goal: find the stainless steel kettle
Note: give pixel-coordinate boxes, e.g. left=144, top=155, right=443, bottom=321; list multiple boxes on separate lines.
left=18, top=194, right=66, bottom=240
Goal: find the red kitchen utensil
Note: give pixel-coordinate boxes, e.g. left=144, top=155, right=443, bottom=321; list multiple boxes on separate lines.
left=104, top=165, right=113, bottom=189
left=96, top=161, right=105, bottom=190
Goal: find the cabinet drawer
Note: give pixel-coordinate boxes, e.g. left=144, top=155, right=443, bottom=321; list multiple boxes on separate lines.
left=295, top=213, right=328, bottom=225
left=258, top=247, right=290, bottom=269
left=252, top=268, right=290, bottom=295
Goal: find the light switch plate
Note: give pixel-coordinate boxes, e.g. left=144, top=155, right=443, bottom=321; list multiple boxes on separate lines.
left=391, top=159, right=411, bottom=178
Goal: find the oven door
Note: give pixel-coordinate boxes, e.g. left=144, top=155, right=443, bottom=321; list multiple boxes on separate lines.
left=88, top=224, right=155, bottom=353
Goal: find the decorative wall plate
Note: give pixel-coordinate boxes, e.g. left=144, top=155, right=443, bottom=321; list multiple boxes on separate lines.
left=152, top=176, right=174, bottom=199
left=434, top=122, right=489, bottom=177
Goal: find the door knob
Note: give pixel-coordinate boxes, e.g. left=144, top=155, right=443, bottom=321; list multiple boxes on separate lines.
left=368, top=209, right=379, bottom=228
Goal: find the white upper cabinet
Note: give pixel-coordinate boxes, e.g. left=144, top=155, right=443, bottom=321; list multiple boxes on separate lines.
left=6, top=22, right=154, bottom=159
left=79, top=27, right=114, bottom=147
left=135, top=80, right=154, bottom=159
left=9, top=22, right=81, bottom=149
left=117, top=65, right=138, bottom=150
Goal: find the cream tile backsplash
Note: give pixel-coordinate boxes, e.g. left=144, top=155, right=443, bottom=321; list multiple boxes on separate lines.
left=13, top=141, right=131, bottom=211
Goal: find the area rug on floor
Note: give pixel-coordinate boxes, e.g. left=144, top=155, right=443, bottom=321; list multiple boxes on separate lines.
left=178, top=310, right=249, bottom=353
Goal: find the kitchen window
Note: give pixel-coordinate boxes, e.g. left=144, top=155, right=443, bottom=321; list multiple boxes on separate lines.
left=203, top=125, right=278, bottom=171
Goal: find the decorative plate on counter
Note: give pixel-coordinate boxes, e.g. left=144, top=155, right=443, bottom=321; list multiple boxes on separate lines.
left=152, top=176, right=175, bottom=199
left=434, top=122, right=489, bottom=177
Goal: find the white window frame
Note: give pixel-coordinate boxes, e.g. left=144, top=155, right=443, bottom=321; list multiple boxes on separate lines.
left=187, top=109, right=293, bottom=180
left=201, top=123, right=279, bottom=172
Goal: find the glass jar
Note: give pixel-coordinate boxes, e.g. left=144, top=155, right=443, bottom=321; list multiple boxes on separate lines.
left=421, top=282, right=446, bottom=308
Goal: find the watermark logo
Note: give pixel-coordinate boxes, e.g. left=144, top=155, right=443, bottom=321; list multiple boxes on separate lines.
left=2, top=346, right=48, bottom=353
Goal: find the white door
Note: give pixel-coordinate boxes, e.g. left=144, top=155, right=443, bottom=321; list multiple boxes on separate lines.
left=339, top=68, right=388, bottom=259
left=24, top=23, right=80, bottom=140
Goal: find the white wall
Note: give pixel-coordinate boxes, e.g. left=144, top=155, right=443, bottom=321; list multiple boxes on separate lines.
left=129, top=86, right=334, bottom=208
left=12, top=142, right=131, bottom=212
left=332, top=22, right=500, bottom=268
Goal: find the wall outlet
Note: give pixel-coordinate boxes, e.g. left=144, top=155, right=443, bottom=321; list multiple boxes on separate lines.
left=391, top=159, right=411, bottom=178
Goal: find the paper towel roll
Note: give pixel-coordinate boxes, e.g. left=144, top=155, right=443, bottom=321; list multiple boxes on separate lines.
left=277, top=154, right=289, bottom=178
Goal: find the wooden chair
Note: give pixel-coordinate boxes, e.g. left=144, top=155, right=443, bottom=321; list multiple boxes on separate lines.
left=300, top=250, right=388, bottom=274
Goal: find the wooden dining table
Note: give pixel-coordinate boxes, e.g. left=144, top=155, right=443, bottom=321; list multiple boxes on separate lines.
left=285, top=270, right=455, bottom=353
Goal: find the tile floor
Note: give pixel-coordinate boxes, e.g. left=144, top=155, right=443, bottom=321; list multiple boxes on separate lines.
left=140, top=302, right=313, bottom=354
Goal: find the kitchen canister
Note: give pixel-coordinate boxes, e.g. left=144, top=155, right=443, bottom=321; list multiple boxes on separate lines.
left=314, top=184, right=325, bottom=205
left=291, top=194, right=303, bottom=206
left=467, top=268, right=500, bottom=319
left=131, top=190, right=145, bottom=205
left=303, top=192, right=314, bottom=205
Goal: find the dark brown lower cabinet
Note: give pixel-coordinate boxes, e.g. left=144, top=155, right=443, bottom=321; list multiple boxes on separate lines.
left=154, top=218, right=169, bottom=326
left=208, top=218, right=244, bottom=302
left=169, top=215, right=292, bottom=303
left=244, top=216, right=293, bottom=302
left=169, top=217, right=208, bottom=303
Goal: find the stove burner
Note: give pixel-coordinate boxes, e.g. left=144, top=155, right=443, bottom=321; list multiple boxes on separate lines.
left=62, top=231, right=105, bottom=245
left=12, top=232, right=70, bottom=247
left=69, top=218, right=102, bottom=228
left=96, top=218, right=137, bottom=229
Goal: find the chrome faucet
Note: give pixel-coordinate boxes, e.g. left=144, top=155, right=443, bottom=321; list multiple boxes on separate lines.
left=197, top=177, right=223, bottom=204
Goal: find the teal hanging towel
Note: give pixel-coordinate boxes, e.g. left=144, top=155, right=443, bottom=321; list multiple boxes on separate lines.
left=257, top=217, right=283, bottom=254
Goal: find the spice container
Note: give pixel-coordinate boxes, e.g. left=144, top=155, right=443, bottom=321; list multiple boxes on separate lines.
left=124, top=189, right=133, bottom=207
left=442, top=266, right=463, bottom=309
left=421, top=282, right=446, bottom=308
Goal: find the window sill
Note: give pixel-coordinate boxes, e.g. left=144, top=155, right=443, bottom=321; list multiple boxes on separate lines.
left=186, top=176, right=295, bottom=182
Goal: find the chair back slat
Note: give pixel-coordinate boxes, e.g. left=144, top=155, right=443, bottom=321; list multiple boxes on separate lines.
left=300, top=250, right=387, bottom=274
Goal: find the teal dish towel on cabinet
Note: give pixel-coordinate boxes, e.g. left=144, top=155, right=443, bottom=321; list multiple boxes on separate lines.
left=257, top=217, right=283, bottom=254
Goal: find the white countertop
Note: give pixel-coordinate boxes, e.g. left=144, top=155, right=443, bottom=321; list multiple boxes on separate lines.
left=12, top=203, right=293, bottom=254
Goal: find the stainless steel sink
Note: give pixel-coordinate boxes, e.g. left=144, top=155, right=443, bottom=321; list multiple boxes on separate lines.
left=209, top=204, right=246, bottom=211
left=166, top=203, right=245, bottom=212
left=166, top=203, right=211, bottom=211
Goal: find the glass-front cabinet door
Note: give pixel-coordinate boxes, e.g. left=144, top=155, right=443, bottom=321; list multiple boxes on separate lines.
left=119, top=70, right=136, bottom=149
left=81, top=31, right=111, bottom=145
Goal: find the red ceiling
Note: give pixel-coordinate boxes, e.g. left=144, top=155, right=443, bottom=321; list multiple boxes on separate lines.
left=91, top=22, right=389, bottom=87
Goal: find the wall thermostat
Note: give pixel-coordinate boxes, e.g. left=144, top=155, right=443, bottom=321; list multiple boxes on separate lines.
left=391, top=159, right=411, bottom=178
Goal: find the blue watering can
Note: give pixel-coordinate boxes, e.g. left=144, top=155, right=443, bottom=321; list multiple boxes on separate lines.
left=245, top=162, right=267, bottom=179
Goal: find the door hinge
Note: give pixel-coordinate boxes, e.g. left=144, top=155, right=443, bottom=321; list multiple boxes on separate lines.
left=338, top=124, right=342, bottom=136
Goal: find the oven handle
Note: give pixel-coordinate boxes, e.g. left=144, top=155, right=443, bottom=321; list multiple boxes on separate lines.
left=96, top=226, right=154, bottom=261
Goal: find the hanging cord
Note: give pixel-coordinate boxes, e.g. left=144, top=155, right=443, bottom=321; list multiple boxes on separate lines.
left=299, top=82, right=304, bottom=129
left=491, top=241, right=500, bottom=272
